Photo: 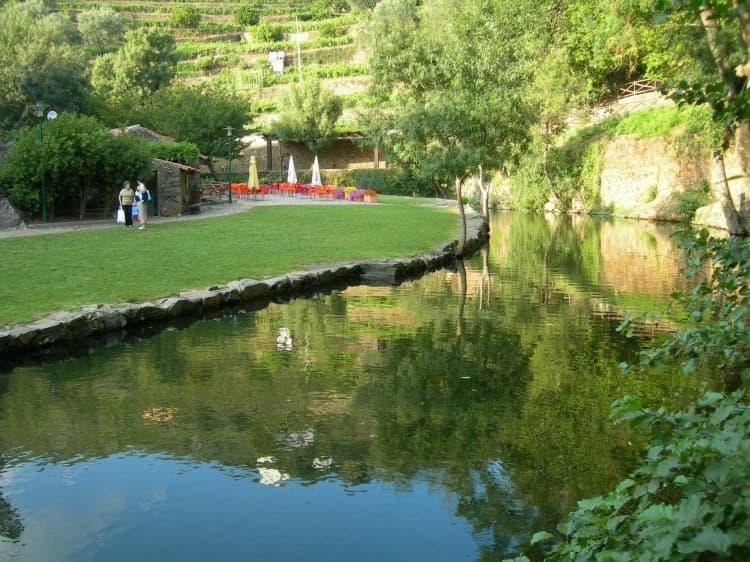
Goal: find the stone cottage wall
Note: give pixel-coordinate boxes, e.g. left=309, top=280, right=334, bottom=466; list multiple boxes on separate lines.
left=153, top=161, right=200, bottom=216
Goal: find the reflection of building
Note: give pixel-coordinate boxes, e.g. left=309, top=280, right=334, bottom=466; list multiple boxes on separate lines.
left=277, top=428, right=314, bottom=449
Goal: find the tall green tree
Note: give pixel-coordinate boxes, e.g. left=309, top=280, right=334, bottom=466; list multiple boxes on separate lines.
left=363, top=0, right=539, bottom=251
left=651, top=0, right=750, bottom=235
left=273, top=78, right=343, bottom=154
left=136, top=84, right=251, bottom=179
left=91, top=28, right=176, bottom=105
left=76, top=7, right=125, bottom=54
left=0, top=1, right=89, bottom=130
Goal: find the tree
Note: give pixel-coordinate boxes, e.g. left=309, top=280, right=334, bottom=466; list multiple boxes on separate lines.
left=136, top=84, right=251, bottom=179
left=91, top=28, right=176, bottom=104
left=0, top=2, right=89, bottom=130
left=273, top=79, right=343, bottom=153
left=650, top=0, right=749, bottom=235
left=77, top=7, right=125, bottom=53
left=362, top=0, right=538, bottom=252
left=0, top=113, right=152, bottom=219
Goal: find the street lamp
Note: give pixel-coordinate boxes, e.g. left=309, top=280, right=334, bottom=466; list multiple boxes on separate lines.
left=34, top=102, right=57, bottom=223
left=225, top=125, right=233, bottom=204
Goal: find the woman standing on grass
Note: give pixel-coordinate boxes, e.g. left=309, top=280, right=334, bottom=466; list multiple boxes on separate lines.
left=118, top=181, right=135, bottom=227
left=135, top=179, right=149, bottom=230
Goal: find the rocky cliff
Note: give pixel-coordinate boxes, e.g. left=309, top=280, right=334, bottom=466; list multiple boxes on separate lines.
left=598, top=132, right=750, bottom=231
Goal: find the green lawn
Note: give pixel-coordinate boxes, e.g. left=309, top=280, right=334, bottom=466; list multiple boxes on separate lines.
left=0, top=197, right=457, bottom=327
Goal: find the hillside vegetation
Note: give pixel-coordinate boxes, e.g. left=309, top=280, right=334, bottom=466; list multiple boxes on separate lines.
left=56, top=0, right=368, bottom=125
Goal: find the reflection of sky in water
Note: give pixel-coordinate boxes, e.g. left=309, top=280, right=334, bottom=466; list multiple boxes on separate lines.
left=0, top=214, right=693, bottom=561
left=0, top=453, right=480, bottom=562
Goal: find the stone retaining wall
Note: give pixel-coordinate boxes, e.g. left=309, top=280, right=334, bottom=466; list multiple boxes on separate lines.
left=0, top=208, right=489, bottom=360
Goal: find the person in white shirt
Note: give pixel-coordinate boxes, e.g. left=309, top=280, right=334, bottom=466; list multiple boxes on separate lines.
left=135, top=179, right=150, bottom=230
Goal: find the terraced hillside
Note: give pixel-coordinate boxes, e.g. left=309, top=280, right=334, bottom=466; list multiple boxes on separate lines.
left=57, top=0, right=370, bottom=128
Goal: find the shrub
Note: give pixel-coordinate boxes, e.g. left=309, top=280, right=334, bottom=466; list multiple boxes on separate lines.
left=252, top=22, right=283, bottom=43
left=148, top=140, right=200, bottom=165
left=672, top=180, right=711, bottom=221
left=169, top=6, right=201, bottom=29
left=318, top=21, right=347, bottom=38
left=234, top=4, right=259, bottom=26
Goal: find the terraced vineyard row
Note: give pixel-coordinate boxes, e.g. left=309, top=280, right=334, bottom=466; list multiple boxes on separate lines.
left=54, top=0, right=369, bottom=122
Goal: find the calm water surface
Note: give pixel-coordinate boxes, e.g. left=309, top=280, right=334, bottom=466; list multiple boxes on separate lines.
left=0, top=213, right=701, bottom=561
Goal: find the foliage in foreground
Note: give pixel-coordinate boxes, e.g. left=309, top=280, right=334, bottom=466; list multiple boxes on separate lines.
left=506, top=231, right=750, bottom=561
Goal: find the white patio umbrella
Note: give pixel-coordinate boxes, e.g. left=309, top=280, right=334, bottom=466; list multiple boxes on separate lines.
left=286, top=155, right=297, bottom=184
left=311, top=155, right=322, bottom=186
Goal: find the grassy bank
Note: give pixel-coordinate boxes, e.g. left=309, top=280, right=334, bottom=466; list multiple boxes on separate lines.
left=0, top=197, right=457, bottom=327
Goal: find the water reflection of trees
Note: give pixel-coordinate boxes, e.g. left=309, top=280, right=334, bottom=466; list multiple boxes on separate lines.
left=0, top=214, right=700, bottom=559
left=0, top=492, right=22, bottom=542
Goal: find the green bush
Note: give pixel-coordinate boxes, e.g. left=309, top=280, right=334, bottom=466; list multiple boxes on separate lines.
left=672, top=181, right=711, bottom=221
left=169, top=6, right=201, bottom=29
left=252, top=22, right=283, bottom=43
left=234, top=4, right=259, bottom=26
left=318, top=21, right=347, bottom=38
left=148, top=140, right=200, bottom=165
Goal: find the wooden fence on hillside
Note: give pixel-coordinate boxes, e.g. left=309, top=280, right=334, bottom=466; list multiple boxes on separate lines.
left=619, top=79, right=660, bottom=98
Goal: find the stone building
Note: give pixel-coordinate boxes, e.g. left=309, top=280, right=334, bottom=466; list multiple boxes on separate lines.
left=116, top=125, right=202, bottom=216
left=151, top=158, right=202, bottom=216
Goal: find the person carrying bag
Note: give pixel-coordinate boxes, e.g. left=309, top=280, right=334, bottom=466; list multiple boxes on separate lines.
left=118, top=181, right=135, bottom=227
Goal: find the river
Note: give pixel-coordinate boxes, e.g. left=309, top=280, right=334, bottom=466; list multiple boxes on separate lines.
left=0, top=212, right=702, bottom=561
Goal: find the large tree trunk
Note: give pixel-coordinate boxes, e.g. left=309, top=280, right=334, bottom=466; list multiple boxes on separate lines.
left=455, top=176, right=467, bottom=256
left=699, top=6, right=738, bottom=94
left=712, top=145, right=747, bottom=235
left=732, top=1, right=750, bottom=69
left=206, top=158, right=220, bottom=181
left=733, top=122, right=750, bottom=232
left=699, top=5, right=746, bottom=234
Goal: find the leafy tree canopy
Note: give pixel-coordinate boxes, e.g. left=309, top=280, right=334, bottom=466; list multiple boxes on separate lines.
left=136, top=84, right=251, bottom=162
left=273, top=78, right=343, bottom=153
left=91, top=28, right=176, bottom=104
left=0, top=1, right=89, bottom=131
left=169, top=6, right=201, bottom=29
left=76, top=7, right=125, bottom=54
left=234, top=3, right=260, bottom=26
left=362, top=0, right=538, bottom=187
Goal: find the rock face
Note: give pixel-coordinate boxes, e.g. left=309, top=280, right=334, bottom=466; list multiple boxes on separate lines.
left=596, top=134, right=750, bottom=231
left=0, top=206, right=489, bottom=358
left=0, top=195, right=25, bottom=230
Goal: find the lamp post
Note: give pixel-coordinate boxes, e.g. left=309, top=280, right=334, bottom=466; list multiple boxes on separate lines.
left=225, top=126, right=233, bottom=204
left=34, top=103, right=57, bottom=223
